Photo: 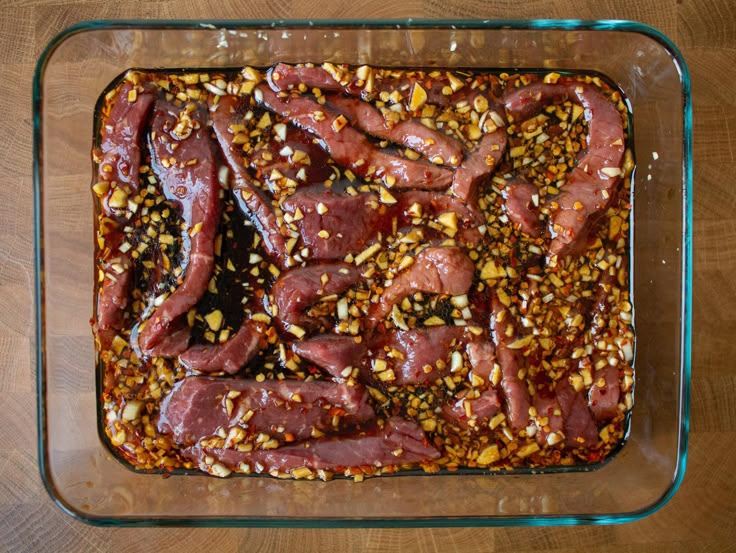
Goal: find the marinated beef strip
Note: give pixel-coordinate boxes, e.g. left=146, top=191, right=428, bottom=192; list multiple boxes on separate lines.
left=503, top=81, right=625, bottom=257
left=441, top=389, right=501, bottom=431
left=369, top=327, right=469, bottom=386
left=178, top=320, right=265, bottom=375
left=585, top=265, right=624, bottom=421
left=95, top=82, right=156, bottom=333
left=272, top=262, right=361, bottom=331
left=255, top=84, right=453, bottom=190
left=281, top=189, right=382, bottom=260
left=97, top=254, right=133, bottom=331
left=158, top=376, right=375, bottom=447
left=184, top=416, right=440, bottom=476
left=97, top=81, right=157, bottom=212
left=398, top=191, right=486, bottom=246
left=292, top=334, right=367, bottom=380
left=210, top=95, right=287, bottom=263
left=269, top=63, right=347, bottom=94
left=531, top=392, right=565, bottom=447
left=503, top=178, right=541, bottom=237
left=137, top=101, right=220, bottom=357
left=490, top=291, right=532, bottom=434
left=555, top=377, right=599, bottom=448
left=369, top=246, right=475, bottom=324
left=325, top=94, right=464, bottom=166
left=451, top=127, right=507, bottom=202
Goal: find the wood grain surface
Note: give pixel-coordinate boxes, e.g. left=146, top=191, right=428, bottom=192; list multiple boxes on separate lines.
left=2, top=0, right=735, bottom=551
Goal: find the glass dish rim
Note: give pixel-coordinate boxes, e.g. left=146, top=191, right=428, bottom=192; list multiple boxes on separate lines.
left=33, top=17, right=693, bottom=528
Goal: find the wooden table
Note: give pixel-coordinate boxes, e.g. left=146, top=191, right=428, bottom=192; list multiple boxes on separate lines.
left=2, top=0, right=734, bottom=550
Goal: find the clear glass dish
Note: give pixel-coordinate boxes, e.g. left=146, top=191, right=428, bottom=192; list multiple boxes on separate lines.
left=34, top=19, right=692, bottom=527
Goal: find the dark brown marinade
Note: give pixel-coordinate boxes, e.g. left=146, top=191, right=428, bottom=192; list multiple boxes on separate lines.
left=93, top=65, right=634, bottom=480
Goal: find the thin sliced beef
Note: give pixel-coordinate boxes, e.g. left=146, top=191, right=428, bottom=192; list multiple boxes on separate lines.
left=398, top=191, right=486, bottom=246
left=268, top=63, right=346, bottom=93
left=210, top=95, right=287, bottom=263
left=97, top=252, right=132, bottom=331
left=293, top=334, right=367, bottom=380
left=450, top=127, right=507, bottom=202
left=158, top=376, right=374, bottom=447
left=326, top=94, right=464, bottom=166
left=503, top=81, right=625, bottom=256
left=588, top=365, right=621, bottom=421
left=256, top=84, right=453, bottom=190
left=370, top=326, right=468, bottom=385
left=269, top=63, right=494, bottom=108
left=138, top=101, right=220, bottom=357
left=466, top=341, right=496, bottom=386
left=272, top=262, right=361, bottom=330
left=532, top=392, right=565, bottom=446
left=556, top=378, right=599, bottom=448
left=183, top=416, right=440, bottom=475
left=441, top=389, right=501, bottom=430
left=369, top=246, right=474, bottom=323
left=490, top=292, right=532, bottom=433
left=95, top=82, right=156, bottom=332
left=97, top=81, right=157, bottom=209
left=178, top=320, right=265, bottom=375
left=281, top=189, right=382, bottom=260
left=504, top=178, right=541, bottom=237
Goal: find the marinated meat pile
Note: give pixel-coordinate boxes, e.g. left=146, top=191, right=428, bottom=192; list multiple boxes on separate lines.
left=93, top=65, right=635, bottom=480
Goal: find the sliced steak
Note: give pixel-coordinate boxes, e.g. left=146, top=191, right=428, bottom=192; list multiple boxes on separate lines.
left=503, top=81, right=625, bottom=256
left=158, top=376, right=375, bottom=447
left=588, top=365, right=621, bottom=421
left=268, top=63, right=346, bottom=93
left=466, top=341, right=496, bottom=386
left=532, top=392, right=565, bottom=446
left=211, top=95, right=287, bottom=263
left=398, top=191, right=486, bottom=246
left=369, top=246, right=474, bottom=323
left=556, top=377, right=599, bottom=448
left=326, top=94, right=464, bottom=166
left=504, top=178, right=541, bottom=237
left=370, top=326, right=468, bottom=385
left=490, top=292, right=532, bottom=433
left=97, top=252, right=132, bottom=331
left=450, top=127, right=507, bottom=202
left=138, top=100, right=221, bottom=357
left=281, top=189, right=382, bottom=260
left=178, top=320, right=265, bottom=375
left=95, top=82, right=156, bottom=332
left=293, top=334, right=367, bottom=380
left=272, top=262, right=361, bottom=331
left=97, top=80, right=157, bottom=211
left=183, top=416, right=440, bottom=475
left=441, top=389, right=501, bottom=431
left=256, top=84, right=453, bottom=190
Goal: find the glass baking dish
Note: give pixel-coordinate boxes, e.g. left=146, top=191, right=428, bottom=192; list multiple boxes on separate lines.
left=34, top=19, right=692, bottom=526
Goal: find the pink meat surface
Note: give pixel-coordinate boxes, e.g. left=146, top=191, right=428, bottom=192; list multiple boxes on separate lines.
left=210, top=95, right=287, bottom=263
left=326, top=94, right=464, bottom=166
left=183, top=416, right=440, bottom=474
left=369, top=246, right=475, bottom=323
left=256, top=84, right=453, bottom=190
left=370, top=327, right=469, bottom=385
left=178, top=320, right=265, bottom=375
left=450, top=127, right=507, bottom=202
left=503, top=81, right=625, bottom=256
left=158, top=376, right=375, bottom=447
left=292, top=334, right=368, bottom=380
left=272, top=262, right=361, bottom=330
left=138, top=100, right=220, bottom=357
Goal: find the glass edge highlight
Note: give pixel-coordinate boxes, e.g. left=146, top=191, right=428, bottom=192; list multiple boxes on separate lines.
left=33, top=17, right=691, bottom=528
